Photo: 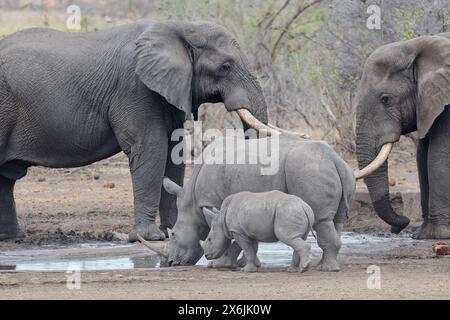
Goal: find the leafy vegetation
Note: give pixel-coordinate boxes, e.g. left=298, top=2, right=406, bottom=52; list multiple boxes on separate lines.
left=1, top=0, right=450, bottom=157
left=394, top=7, right=426, bottom=41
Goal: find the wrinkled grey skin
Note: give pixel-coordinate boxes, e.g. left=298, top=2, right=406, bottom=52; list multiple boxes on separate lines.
left=202, top=191, right=315, bottom=273
left=356, top=33, right=450, bottom=239
left=164, top=135, right=356, bottom=271
left=0, top=20, right=268, bottom=241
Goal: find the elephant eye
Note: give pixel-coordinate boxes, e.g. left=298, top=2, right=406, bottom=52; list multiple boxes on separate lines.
left=218, top=62, right=232, bottom=75
left=380, top=95, right=391, bottom=105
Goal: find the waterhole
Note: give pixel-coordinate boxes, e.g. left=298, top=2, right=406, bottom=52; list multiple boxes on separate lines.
left=0, top=232, right=428, bottom=272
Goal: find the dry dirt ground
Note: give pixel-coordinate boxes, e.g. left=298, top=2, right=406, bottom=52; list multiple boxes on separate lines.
left=1, top=258, right=449, bottom=300
left=0, top=153, right=449, bottom=300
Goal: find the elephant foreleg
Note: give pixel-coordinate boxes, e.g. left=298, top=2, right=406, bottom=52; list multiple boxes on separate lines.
left=159, top=139, right=185, bottom=237
left=0, top=175, right=25, bottom=240
left=123, top=122, right=168, bottom=242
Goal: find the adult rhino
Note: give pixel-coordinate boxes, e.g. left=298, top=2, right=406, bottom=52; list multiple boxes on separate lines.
left=142, top=135, right=356, bottom=272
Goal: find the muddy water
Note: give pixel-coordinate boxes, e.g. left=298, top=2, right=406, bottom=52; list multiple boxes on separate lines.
left=0, top=232, right=429, bottom=271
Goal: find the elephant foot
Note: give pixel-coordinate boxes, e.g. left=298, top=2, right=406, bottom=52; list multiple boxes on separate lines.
left=316, top=259, right=340, bottom=272
left=413, top=222, right=450, bottom=240
left=0, top=226, right=25, bottom=241
left=128, top=224, right=165, bottom=242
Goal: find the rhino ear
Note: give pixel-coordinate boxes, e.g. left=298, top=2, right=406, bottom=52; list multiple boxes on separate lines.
left=163, top=178, right=182, bottom=196
left=202, top=208, right=217, bottom=227
left=135, top=21, right=196, bottom=119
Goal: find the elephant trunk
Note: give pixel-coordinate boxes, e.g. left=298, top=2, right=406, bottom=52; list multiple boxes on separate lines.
left=356, top=139, right=410, bottom=233
left=224, top=71, right=308, bottom=137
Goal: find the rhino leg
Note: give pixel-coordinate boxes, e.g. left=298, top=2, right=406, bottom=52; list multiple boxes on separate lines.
left=233, top=233, right=259, bottom=273
left=237, top=241, right=261, bottom=267
left=208, top=241, right=241, bottom=268
left=285, top=238, right=311, bottom=273
left=315, top=220, right=341, bottom=272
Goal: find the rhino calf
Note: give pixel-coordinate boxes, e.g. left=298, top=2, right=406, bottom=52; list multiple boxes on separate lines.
left=201, top=191, right=315, bottom=273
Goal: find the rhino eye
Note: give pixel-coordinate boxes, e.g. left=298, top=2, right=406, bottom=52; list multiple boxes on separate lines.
left=380, top=95, right=391, bottom=106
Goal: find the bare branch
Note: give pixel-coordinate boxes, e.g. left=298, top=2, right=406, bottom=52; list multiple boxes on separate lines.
left=263, top=0, right=291, bottom=31
left=270, top=0, right=322, bottom=61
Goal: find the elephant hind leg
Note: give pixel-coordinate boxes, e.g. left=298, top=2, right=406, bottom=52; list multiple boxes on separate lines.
left=0, top=175, right=25, bottom=240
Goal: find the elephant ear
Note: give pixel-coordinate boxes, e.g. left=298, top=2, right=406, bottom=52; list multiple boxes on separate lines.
left=135, top=22, right=197, bottom=119
left=401, top=36, right=450, bottom=139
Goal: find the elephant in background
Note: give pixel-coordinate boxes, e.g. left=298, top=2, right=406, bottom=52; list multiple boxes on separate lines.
left=355, top=33, right=450, bottom=239
left=0, top=20, right=274, bottom=242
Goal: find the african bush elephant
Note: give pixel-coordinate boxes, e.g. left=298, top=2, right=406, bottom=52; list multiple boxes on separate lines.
left=355, top=33, right=450, bottom=239
left=0, top=20, right=274, bottom=242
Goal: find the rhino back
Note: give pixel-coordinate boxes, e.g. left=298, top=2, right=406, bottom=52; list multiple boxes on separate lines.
left=193, top=137, right=345, bottom=223
left=223, top=192, right=280, bottom=241
left=194, top=137, right=294, bottom=208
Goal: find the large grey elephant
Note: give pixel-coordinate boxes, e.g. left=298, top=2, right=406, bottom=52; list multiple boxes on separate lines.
left=355, top=33, right=450, bottom=239
left=0, top=20, right=274, bottom=242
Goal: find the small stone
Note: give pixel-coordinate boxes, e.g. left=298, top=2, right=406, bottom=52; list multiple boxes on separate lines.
left=37, top=177, right=46, bottom=182
left=93, top=173, right=100, bottom=180
left=104, top=182, right=115, bottom=189
left=388, top=177, right=396, bottom=187
left=432, top=241, right=450, bottom=255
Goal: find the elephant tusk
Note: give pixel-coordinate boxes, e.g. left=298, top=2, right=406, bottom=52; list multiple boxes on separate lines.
left=267, top=123, right=310, bottom=139
left=354, top=143, right=394, bottom=180
left=237, top=109, right=309, bottom=138
left=137, top=234, right=169, bottom=258
left=236, top=109, right=280, bottom=136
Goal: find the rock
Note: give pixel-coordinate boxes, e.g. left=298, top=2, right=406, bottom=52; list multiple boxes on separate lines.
left=103, top=182, right=115, bottom=189
left=37, top=176, right=46, bottom=182
left=93, top=173, right=100, bottom=180
left=432, top=241, right=450, bottom=255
